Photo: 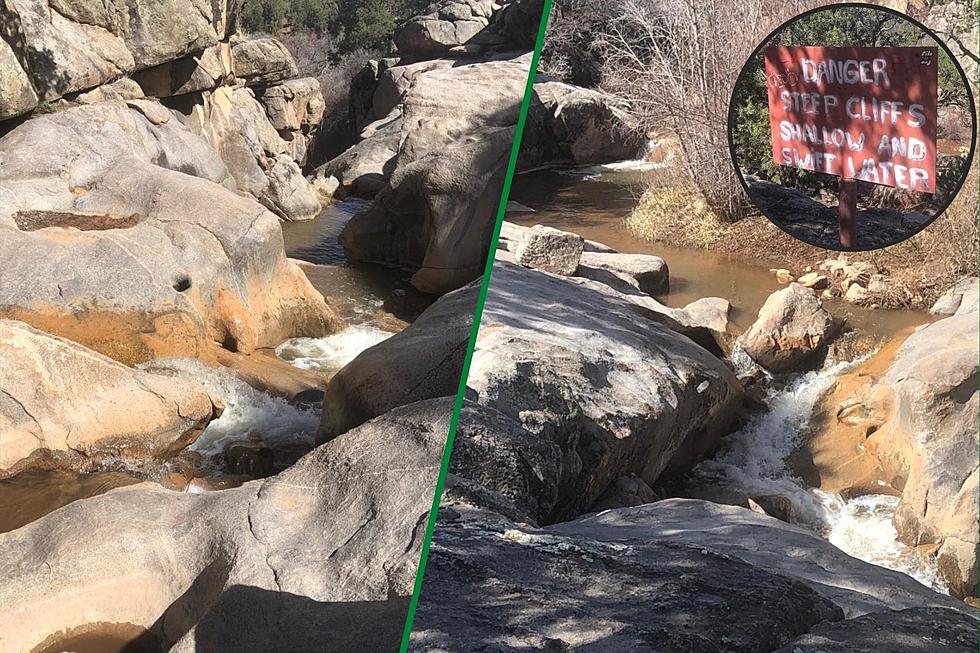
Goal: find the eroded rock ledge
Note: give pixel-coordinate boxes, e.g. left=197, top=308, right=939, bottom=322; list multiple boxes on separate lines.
left=0, top=397, right=450, bottom=653
left=0, top=100, right=339, bottom=365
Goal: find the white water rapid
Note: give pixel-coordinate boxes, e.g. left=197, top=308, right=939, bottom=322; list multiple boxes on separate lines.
left=140, top=358, right=320, bottom=460
left=275, top=325, right=393, bottom=373
left=689, top=346, right=947, bottom=593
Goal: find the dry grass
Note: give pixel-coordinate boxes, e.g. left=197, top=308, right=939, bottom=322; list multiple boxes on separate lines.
left=626, top=168, right=979, bottom=308
left=625, top=185, right=729, bottom=248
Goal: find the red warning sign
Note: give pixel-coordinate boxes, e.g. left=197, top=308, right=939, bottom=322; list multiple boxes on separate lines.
left=765, top=46, right=937, bottom=192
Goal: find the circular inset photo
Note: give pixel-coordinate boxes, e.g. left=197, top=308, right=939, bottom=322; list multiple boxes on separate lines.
left=728, top=3, right=976, bottom=251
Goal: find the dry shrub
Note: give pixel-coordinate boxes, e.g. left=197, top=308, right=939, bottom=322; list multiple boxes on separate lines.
left=863, top=166, right=979, bottom=307
left=625, top=182, right=729, bottom=248
left=595, top=0, right=819, bottom=221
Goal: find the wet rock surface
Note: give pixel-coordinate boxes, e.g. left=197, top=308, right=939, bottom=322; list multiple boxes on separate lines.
left=0, top=320, right=213, bottom=474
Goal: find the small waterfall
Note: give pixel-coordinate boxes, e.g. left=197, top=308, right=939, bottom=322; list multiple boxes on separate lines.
left=275, top=325, right=393, bottom=373
left=140, top=358, right=320, bottom=460
left=688, top=350, right=947, bottom=592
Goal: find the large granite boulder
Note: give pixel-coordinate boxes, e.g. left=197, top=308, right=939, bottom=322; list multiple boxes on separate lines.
left=578, top=251, right=669, bottom=295
left=393, top=0, right=495, bottom=59
left=370, top=59, right=453, bottom=124
left=411, top=500, right=970, bottom=651
left=340, top=56, right=530, bottom=294
left=0, top=397, right=449, bottom=653
left=5, top=0, right=236, bottom=101
left=256, top=76, right=325, bottom=132
left=8, top=0, right=135, bottom=100
left=930, top=276, right=979, bottom=316
left=741, top=283, right=840, bottom=372
left=231, top=36, right=298, bottom=86
left=0, top=320, right=213, bottom=474
left=314, top=110, right=401, bottom=198
left=0, top=34, right=37, bottom=119
left=876, top=305, right=979, bottom=598
left=132, top=42, right=234, bottom=98
left=513, top=224, right=583, bottom=275
left=0, top=101, right=339, bottom=364
left=520, top=80, right=640, bottom=168
left=176, top=86, right=321, bottom=220
left=261, top=153, right=321, bottom=221
left=452, top=261, right=742, bottom=523
left=318, top=281, right=476, bottom=443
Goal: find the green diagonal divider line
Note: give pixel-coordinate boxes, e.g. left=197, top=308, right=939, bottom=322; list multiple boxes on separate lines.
left=397, top=2, right=554, bottom=649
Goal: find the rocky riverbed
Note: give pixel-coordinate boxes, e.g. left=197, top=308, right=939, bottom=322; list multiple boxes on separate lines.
left=409, top=217, right=979, bottom=651
left=0, top=0, right=542, bottom=650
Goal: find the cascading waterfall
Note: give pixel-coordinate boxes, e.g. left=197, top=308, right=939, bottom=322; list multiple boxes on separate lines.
left=275, top=325, right=393, bottom=372
left=688, top=344, right=947, bottom=593
left=140, top=358, right=321, bottom=460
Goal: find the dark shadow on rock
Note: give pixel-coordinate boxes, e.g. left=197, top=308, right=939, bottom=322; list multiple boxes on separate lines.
left=190, top=586, right=409, bottom=653
left=125, top=576, right=409, bottom=652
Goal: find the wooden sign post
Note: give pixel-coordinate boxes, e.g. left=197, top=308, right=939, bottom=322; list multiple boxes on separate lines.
left=764, top=46, right=938, bottom=247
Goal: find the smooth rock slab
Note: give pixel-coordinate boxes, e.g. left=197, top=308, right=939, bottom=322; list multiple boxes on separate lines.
left=771, top=607, right=979, bottom=653
left=411, top=504, right=844, bottom=652
left=578, top=251, right=668, bottom=295
left=0, top=320, right=212, bottom=474
left=557, top=500, right=972, bottom=617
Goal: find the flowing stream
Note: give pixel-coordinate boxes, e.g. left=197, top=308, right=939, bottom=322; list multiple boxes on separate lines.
left=685, top=348, right=946, bottom=592
left=0, top=199, right=416, bottom=531
left=509, top=167, right=944, bottom=592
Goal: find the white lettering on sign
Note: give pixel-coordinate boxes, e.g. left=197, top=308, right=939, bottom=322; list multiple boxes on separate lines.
left=801, top=57, right=891, bottom=88
left=766, top=46, right=937, bottom=192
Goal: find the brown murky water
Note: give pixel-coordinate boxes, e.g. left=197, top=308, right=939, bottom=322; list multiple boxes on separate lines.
left=31, top=622, right=162, bottom=653
left=0, top=467, right=141, bottom=535
left=508, top=168, right=929, bottom=336
left=281, top=198, right=433, bottom=324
